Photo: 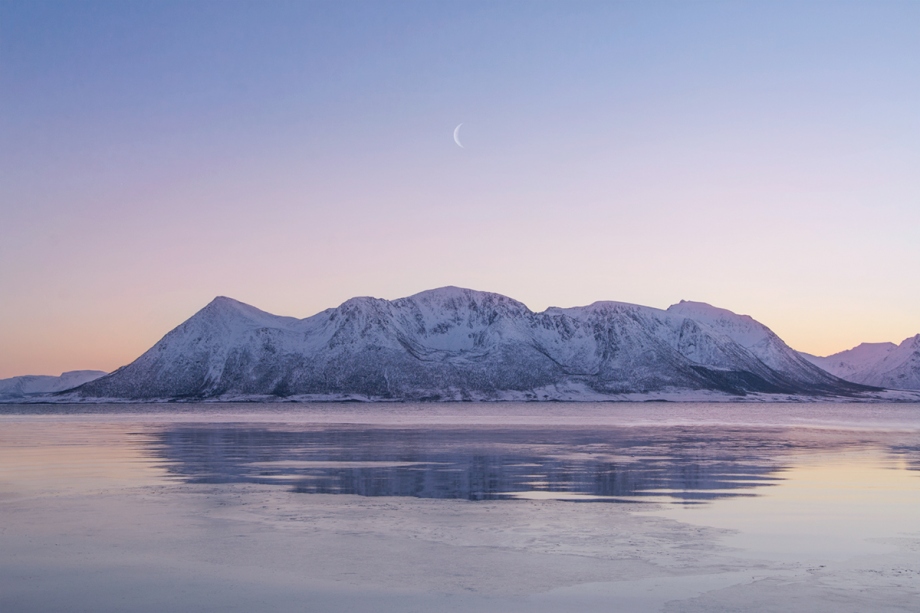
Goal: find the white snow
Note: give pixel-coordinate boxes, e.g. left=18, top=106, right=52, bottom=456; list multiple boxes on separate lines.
left=60, top=287, right=865, bottom=402
left=0, top=370, right=107, bottom=399
left=801, top=335, right=920, bottom=390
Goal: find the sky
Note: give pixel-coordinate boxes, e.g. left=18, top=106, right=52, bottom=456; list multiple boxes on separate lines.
left=1, top=0, right=918, bottom=378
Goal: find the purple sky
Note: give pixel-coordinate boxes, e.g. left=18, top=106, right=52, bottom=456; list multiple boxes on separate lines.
left=1, top=1, right=918, bottom=377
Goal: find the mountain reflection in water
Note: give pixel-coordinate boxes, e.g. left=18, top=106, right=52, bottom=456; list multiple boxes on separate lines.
left=149, top=425, right=834, bottom=503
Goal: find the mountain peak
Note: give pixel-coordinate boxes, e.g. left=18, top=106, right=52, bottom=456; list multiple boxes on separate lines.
left=409, top=286, right=513, bottom=300
left=853, top=341, right=898, bottom=353
left=204, top=295, right=254, bottom=311
left=411, top=285, right=472, bottom=297
left=667, top=300, right=754, bottom=322
left=405, top=286, right=530, bottom=311
left=194, top=296, right=294, bottom=329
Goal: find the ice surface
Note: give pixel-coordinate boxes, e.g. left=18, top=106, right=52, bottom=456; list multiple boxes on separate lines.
left=1, top=403, right=919, bottom=612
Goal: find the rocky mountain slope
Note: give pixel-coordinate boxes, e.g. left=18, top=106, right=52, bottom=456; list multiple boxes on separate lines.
left=801, top=335, right=920, bottom=390
left=72, top=287, right=871, bottom=401
left=0, top=370, right=107, bottom=400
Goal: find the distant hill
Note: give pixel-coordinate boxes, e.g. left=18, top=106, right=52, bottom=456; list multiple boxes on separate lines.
left=801, top=335, right=920, bottom=391
left=69, top=287, right=872, bottom=402
left=0, top=370, right=107, bottom=400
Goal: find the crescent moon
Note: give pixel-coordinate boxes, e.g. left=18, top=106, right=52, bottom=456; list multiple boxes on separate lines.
left=453, top=123, right=464, bottom=148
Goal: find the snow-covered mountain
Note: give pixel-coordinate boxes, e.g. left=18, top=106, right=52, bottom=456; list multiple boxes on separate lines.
left=0, top=370, right=107, bottom=400
left=72, top=287, right=870, bottom=401
left=801, top=335, right=920, bottom=390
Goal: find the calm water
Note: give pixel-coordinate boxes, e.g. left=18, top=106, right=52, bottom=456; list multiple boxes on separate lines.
left=2, top=402, right=919, bottom=612
left=2, top=402, right=919, bottom=505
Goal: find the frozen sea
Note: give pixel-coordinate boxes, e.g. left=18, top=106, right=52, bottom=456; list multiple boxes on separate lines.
left=1, top=402, right=919, bottom=612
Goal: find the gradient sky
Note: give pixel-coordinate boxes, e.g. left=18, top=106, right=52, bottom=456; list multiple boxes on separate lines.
left=1, top=0, right=919, bottom=378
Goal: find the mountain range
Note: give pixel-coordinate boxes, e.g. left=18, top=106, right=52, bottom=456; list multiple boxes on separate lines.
left=800, top=335, right=920, bottom=391
left=58, top=286, right=914, bottom=401
left=4, top=287, right=917, bottom=402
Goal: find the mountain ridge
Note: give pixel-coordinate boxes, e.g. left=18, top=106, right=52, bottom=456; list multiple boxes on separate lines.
left=66, top=287, right=879, bottom=402
left=801, top=335, right=920, bottom=391
left=0, top=370, right=107, bottom=399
